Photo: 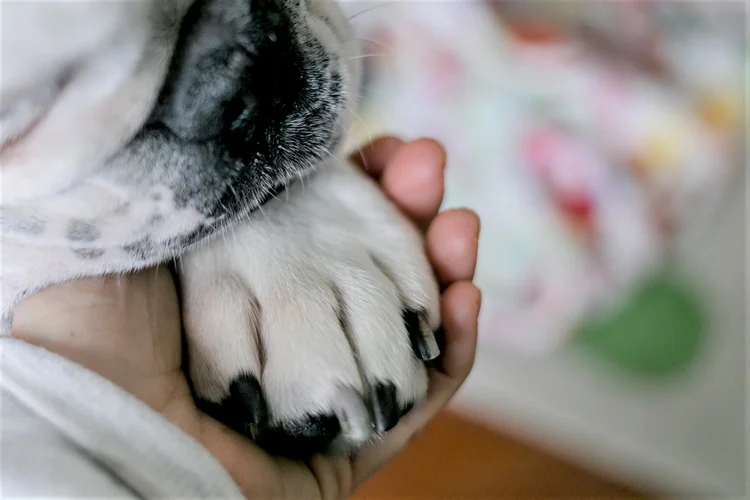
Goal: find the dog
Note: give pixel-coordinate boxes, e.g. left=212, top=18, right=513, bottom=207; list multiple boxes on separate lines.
left=1, top=0, right=440, bottom=456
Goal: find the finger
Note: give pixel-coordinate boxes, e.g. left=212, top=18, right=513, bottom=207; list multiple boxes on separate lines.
left=349, top=136, right=405, bottom=177
left=351, top=281, right=481, bottom=486
left=426, top=209, right=480, bottom=286
left=380, top=138, right=446, bottom=230
left=430, top=282, right=481, bottom=378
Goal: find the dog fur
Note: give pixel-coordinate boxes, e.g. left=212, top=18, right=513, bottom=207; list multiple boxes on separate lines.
left=1, top=0, right=439, bottom=456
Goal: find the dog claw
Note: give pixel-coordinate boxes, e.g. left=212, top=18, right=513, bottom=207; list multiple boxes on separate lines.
left=404, top=309, right=440, bottom=361
left=331, top=385, right=373, bottom=446
left=370, top=383, right=399, bottom=433
left=228, top=374, right=269, bottom=427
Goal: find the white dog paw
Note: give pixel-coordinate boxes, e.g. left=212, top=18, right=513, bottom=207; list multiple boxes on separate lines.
left=179, top=161, right=440, bottom=456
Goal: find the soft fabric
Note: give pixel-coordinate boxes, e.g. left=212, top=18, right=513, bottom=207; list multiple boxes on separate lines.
left=0, top=338, right=243, bottom=498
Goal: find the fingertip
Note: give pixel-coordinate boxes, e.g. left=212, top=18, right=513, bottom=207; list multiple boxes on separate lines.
left=411, top=137, right=446, bottom=156
left=381, top=164, right=444, bottom=226
left=350, top=281, right=480, bottom=488
left=442, top=281, right=482, bottom=337
left=398, top=138, right=447, bottom=169
left=350, top=136, right=405, bottom=175
left=426, top=209, right=481, bottom=285
left=438, top=281, right=481, bottom=378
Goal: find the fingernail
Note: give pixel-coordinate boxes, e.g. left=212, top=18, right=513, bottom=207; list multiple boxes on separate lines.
left=332, top=385, right=373, bottom=446
left=370, top=383, right=399, bottom=433
left=229, top=374, right=269, bottom=426
left=404, top=309, right=441, bottom=361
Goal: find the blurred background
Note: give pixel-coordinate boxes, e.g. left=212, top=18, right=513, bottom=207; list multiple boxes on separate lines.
left=340, top=1, right=747, bottom=498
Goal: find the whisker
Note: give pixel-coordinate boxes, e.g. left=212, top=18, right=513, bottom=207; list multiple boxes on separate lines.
left=348, top=53, right=386, bottom=61
left=226, top=224, right=234, bottom=249
left=351, top=110, right=375, bottom=167
left=296, top=170, right=307, bottom=191
left=356, top=36, right=394, bottom=53
left=355, top=142, right=369, bottom=172
left=228, top=183, right=239, bottom=203
left=348, top=2, right=393, bottom=22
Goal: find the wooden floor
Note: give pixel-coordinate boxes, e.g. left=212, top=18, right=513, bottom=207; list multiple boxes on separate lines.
left=354, top=411, right=644, bottom=499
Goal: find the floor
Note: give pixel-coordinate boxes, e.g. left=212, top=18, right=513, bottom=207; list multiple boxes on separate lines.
left=354, top=411, right=645, bottom=499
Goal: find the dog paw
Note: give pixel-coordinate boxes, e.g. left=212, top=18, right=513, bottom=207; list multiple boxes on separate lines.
left=179, top=161, right=440, bottom=457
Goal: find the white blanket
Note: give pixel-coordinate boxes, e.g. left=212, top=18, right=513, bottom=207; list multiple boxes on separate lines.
left=0, top=338, right=243, bottom=498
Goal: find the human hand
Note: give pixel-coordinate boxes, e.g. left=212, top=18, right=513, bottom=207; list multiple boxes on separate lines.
left=13, top=137, right=481, bottom=498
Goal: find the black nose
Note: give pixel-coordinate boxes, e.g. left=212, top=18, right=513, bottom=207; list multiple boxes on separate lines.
left=152, top=0, right=303, bottom=143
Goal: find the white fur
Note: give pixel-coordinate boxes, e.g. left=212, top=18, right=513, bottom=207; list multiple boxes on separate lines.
left=181, top=159, right=439, bottom=423
left=1, top=0, right=193, bottom=205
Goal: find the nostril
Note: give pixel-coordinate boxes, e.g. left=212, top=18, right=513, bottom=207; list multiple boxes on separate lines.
left=226, top=96, right=258, bottom=141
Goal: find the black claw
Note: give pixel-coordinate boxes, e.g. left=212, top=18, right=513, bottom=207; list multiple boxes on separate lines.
left=404, top=309, right=422, bottom=357
left=403, top=308, right=441, bottom=361
left=256, top=415, right=341, bottom=459
left=228, top=374, right=268, bottom=426
left=370, top=383, right=399, bottom=433
left=195, top=374, right=269, bottom=439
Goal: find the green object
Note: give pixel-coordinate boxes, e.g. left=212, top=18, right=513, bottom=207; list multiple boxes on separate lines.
left=576, top=275, right=706, bottom=378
